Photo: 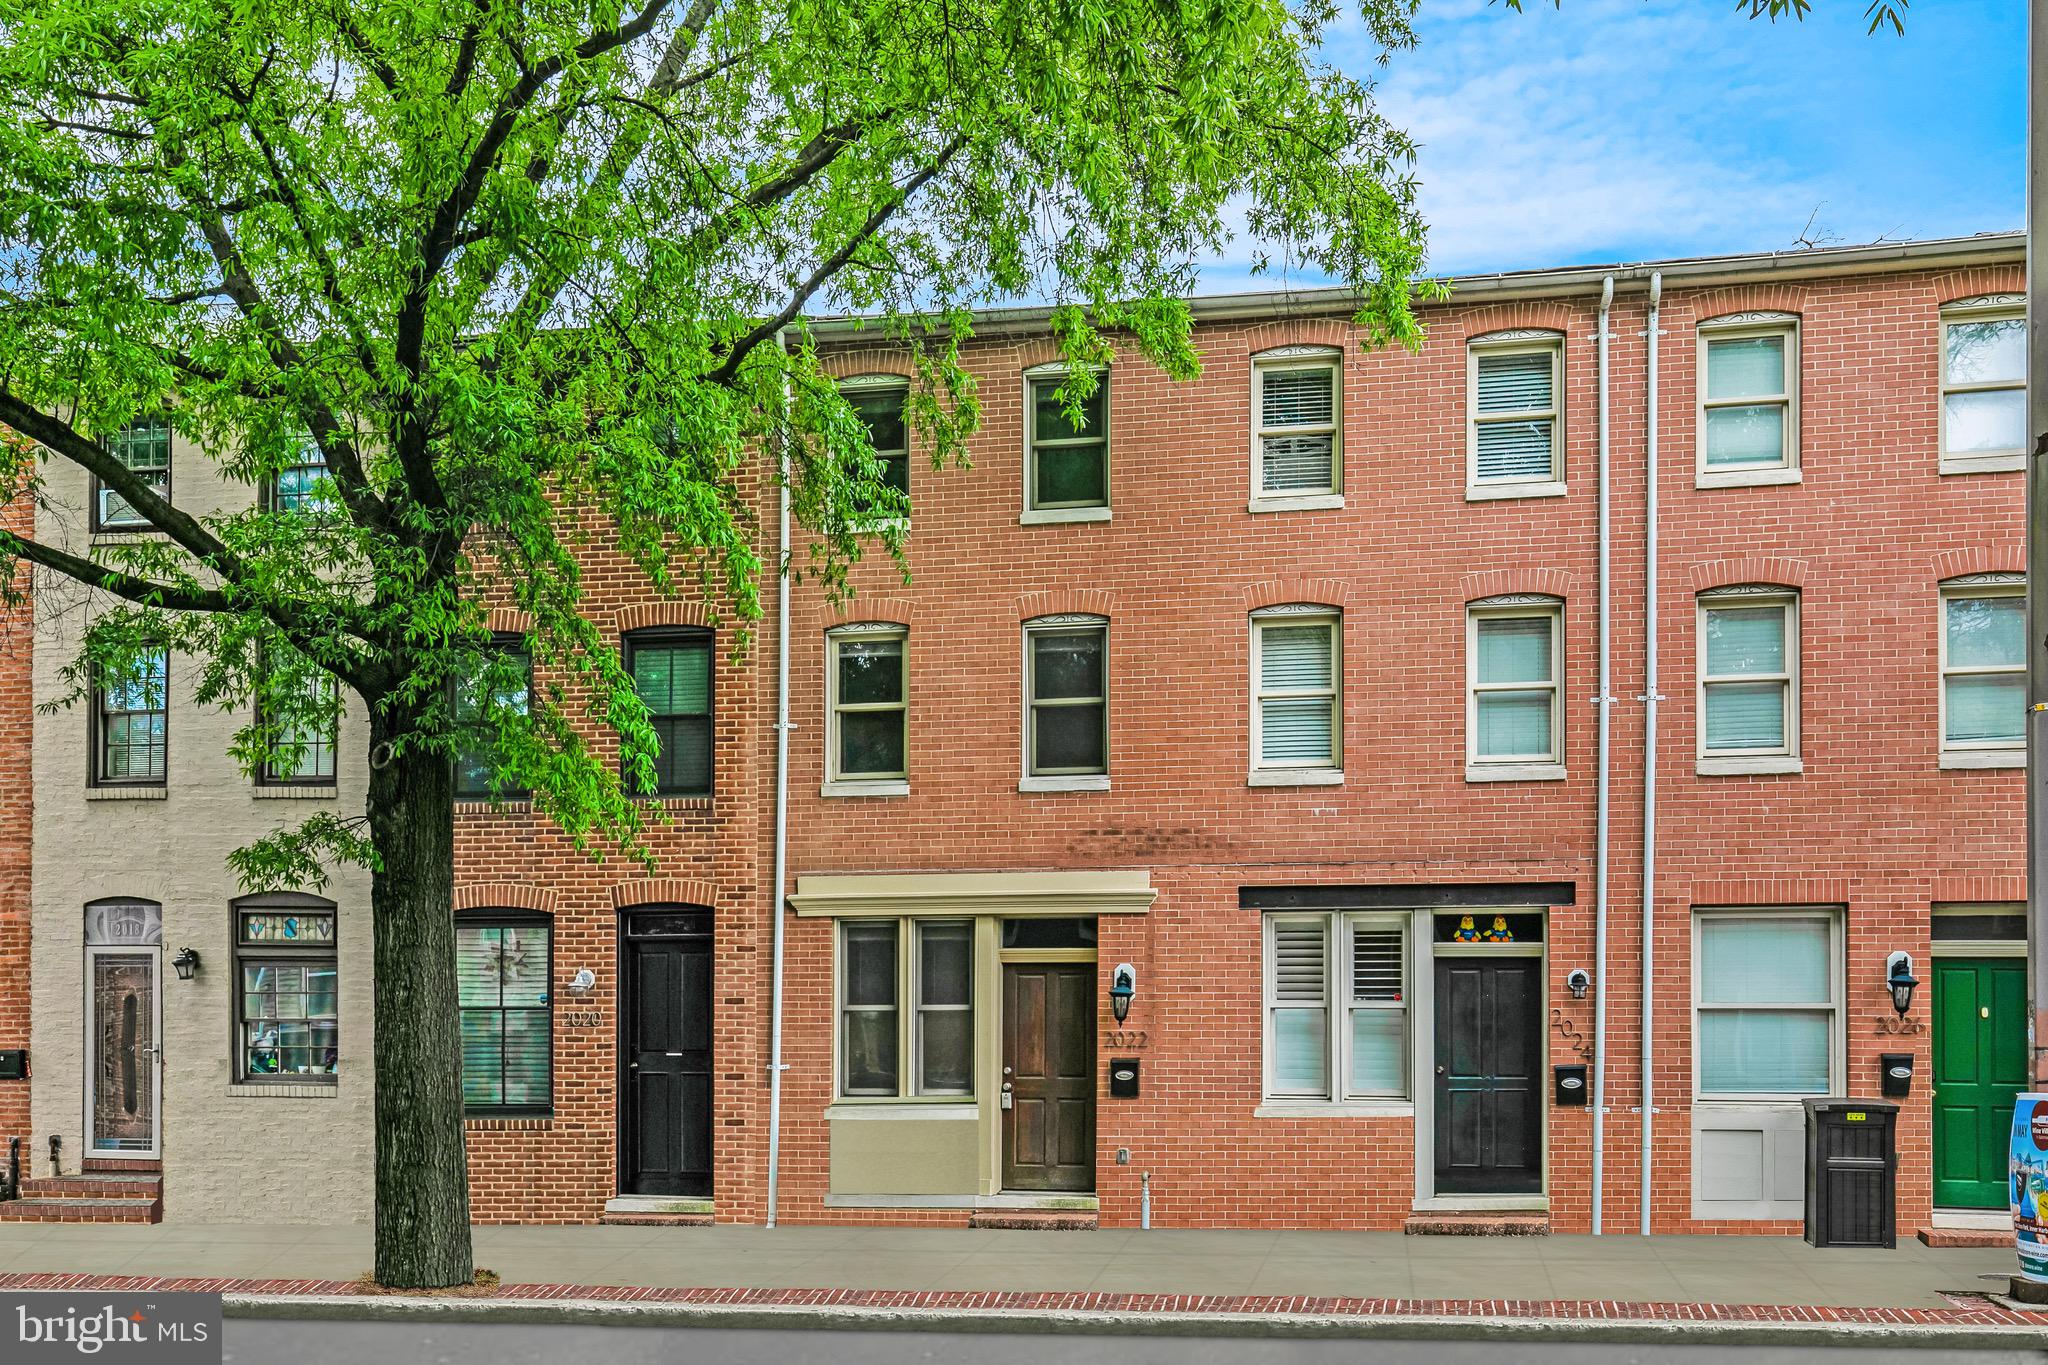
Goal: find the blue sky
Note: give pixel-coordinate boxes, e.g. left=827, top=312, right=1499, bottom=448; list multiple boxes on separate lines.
left=1206, top=0, right=2024, bottom=288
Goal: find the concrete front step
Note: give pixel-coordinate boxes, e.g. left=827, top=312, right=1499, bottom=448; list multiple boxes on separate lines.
left=1403, top=1212, right=1550, bottom=1237
left=0, top=1197, right=160, bottom=1224
left=967, top=1209, right=1099, bottom=1230
left=20, top=1174, right=162, bottom=1201
left=598, top=1211, right=714, bottom=1227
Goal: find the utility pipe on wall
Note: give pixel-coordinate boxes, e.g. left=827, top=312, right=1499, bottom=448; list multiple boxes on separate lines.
left=1640, top=271, right=1662, bottom=1238
left=1591, top=273, right=1615, bottom=1235
left=765, top=331, right=794, bottom=1227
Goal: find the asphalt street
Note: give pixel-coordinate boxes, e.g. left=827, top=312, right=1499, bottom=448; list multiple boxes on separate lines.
left=218, top=1321, right=2048, bottom=1365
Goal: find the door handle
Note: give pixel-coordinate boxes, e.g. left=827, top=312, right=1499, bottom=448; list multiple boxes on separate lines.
left=665, top=1052, right=685, bottom=1057
left=1002, top=1081, right=1013, bottom=1091
left=1435, top=1066, right=1445, bottom=1075
left=628, top=1061, right=640, bottom=1071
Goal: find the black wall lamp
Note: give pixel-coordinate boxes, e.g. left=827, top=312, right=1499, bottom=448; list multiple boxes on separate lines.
left=1566, top=968, right=1591, bottom=1001
left=171, top=947, right=201, bottom=981
left=1109, top=963, right=1137, bottom=1023
left=1885, top=952, right=1918, bottom=1017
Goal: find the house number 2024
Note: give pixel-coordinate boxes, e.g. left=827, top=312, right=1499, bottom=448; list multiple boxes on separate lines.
left=1105, top=1030, right=1148, bottom=1049
left=562, top=1010, right=604, bottom=1029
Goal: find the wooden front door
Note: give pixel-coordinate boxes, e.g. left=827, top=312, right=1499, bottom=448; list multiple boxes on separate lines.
left=1434, top=956, right=1542, bottom=1195
left=88, top=949, right=159, bottom=1157
left=621, top=911, right=714, bottom=1197
left=1002, top=963, right=1096, bottom=1192
left=1934, top=957, right=2027, bottom=1209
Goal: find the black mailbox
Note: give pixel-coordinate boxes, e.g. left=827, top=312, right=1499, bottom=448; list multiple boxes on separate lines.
left=1553, top=1064, right=1588, bottom=1107
left=0, top=1050, right=24, bottom=1081
left=1108, top=1058, right=1139, bottom=1098
left=1804, top=1098, right=1898, bottom=1249
left=1879, top=1053, right=1913, bottom=1099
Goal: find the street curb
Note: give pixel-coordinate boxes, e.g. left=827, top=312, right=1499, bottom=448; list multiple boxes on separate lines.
left=221, top=1294, right=2048, bottom=1349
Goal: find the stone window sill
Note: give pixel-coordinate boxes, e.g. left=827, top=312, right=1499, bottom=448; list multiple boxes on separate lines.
left=822, top=779, right=910, bottom=798
left=225, top=1082, right=338, bottom=1099
left=1941, top=452, right=2026, bottom=476
left=1247, top=768, right=1344, bottom=787
left=826, top=1102, right=978, bottom=1121
left=1019, top=506, right=1111, bottom=526
left=632, top=794, right=714, bottom=810
left=1697, top=755, right=1803, bottom=776
left=1466, top=480, right=1565, bottom=502
left=1254, top=1101, right=1414, bottom=1119
left=253, top=784, right=338, bottom=800
left=86, top=786, right=166, bottom=801
left=1695, top=466, right=1802, bottom=490
left=455, top=798, right=533, bottom=814
left=1019, top=774, right=1110, bottom=793
left=465, top=1116, right=552, bottom=1131
left=1466, top=762, right=1567, bottom=783
left=1248, top=492, right=1345, bottom=514
left=1941, top=749, right=2024, bottom=770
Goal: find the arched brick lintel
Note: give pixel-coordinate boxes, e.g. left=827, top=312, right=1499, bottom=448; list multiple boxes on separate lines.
left=817, top=595, right=920, bottom=631
left=1931, top=266, right=2026, bottom=308
left=1244, top=318, right=1351, bottom=354
left=1241, top=577, right=1351, bottom=613
left=1688, top=556, right=1809, bottom=593
left=1934, top=545, right=2025, bottom=582
left=1460, top=567, right=1578, bottom=603
left=1686, top=284, right=1809, bottom=323
left=484, top=607, right=534, bottom=635
left=454, top=881, right=557, bottom=915
left=1452, top=302, right=1578, bottom=341
left=614, top=601, right=716, bottom=634
left=818, top=348, right=914, bottom=381
left=1019, top=588, right=1117, bottom=621
left=611, top=878, right=721, bottom=911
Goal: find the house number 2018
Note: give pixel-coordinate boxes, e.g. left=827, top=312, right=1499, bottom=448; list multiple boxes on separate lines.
left=562, top=1010, right=604, bottom=1029
left=1105, top=1030, right=1148, bottom=1049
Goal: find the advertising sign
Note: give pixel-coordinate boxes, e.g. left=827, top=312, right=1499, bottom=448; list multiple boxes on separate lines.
left=2010, top=1094, right=2048, bottom=1282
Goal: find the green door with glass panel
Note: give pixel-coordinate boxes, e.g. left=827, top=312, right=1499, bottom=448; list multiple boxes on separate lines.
left=1933, top=958, right=2027, bottom=1209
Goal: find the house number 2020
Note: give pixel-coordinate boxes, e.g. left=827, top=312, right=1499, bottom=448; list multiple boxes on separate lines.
left=1105, top=1030, right=1147, bottom=1049
left=562, top=1010, right=604, bottom=1029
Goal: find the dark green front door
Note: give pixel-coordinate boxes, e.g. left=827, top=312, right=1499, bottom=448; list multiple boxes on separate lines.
left=1933, top=957, right=2027, bottom=1209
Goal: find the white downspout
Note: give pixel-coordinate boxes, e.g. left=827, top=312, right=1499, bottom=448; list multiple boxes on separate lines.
left=1591, top=273, right=1615, bottom=1235
left=1640, top=271, right=1662, bottom=1238
left=765, top=329, right=793, bottom=1228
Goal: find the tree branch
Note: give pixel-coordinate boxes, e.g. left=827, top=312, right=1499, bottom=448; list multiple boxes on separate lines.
left=0, top=528, right=235, bottom=613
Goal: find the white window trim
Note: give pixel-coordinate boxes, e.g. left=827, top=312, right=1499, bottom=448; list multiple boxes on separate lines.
left=1465, top=601, right=1564, bottom=781
left=1249, top=349, right=1344, bottom=510
left=1021, top=615, right=1109, bottom=785
left=1466, top=334, right=1565, bottom=500
left=1249, top=608, right=1343, bottom=780
left=1022, top=363, right=1110, bottom=517
left=824, top=623, right=909, bottom=794
left=836, top=917, right=978, bottom=1101
left=1692, top=907, right=1843, bottom=1103
left=1939, top=300, right=2027, bottom=475
left=1696, top=316, right=1801, bottom=489
left=1939, top=579, right=2026, bottom=765
left=1696, top=589, right=1800, bottom=773
left=1261, top=911, right=1410, bottom=1105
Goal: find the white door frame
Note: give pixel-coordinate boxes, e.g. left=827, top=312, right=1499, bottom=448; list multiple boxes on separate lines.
left=83, top=944, right=163, bottom=1160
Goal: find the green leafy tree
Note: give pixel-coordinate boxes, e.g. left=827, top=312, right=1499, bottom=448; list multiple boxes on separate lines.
left=0, top=0, right=1432, bottom=1285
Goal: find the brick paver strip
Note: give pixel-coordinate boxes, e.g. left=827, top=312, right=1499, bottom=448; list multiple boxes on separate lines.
left=0, top=1272, right=2039, bottom=1328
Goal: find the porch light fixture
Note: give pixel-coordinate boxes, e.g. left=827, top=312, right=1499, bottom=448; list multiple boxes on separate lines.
left=1566, top=968, right=1591, bottom=1000
left=1885, top=952, right=1918, bottom=1017
left=1109, top=963, right=1137, bottom=1023
left=171, top=947, right=201, bottom=981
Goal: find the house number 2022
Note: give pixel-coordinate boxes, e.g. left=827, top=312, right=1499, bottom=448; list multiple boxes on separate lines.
left=562, top=1010, right=604, bottom=1029
left=1105, top=1030, right=1148, bottom=1049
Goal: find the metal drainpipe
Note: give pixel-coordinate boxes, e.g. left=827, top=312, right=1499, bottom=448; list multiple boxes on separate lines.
left=765, top=329, right=794, bottom=1228
left=1591, top=273, right=1615, bottom=1235
left=1639, top=271, right=1662, bottom=1238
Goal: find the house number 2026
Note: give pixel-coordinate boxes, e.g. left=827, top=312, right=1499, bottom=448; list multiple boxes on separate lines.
left=1105, top=1030, right=1148, bottom=1049
left=562, top=1010, right=604, bottom=1029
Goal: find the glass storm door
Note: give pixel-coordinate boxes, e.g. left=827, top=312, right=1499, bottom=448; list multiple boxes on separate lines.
left=88, top=948, right=160, bottom=1157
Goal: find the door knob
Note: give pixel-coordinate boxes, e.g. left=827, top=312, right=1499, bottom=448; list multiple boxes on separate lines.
left=1002, top=1081, right=1013, bottom=1091
left=1003, top=1066, right=1013, bottom=1075
left=1435, top=1066, right=1445, bottom=1075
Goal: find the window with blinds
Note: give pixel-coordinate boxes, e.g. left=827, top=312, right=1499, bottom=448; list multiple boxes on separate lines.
left=1254, top=358, right=1340, bottom=496
left=625, top=629, right=713, bottom=797
left=1695, top=911, right=1837, bottom=1097
left=457, top=915, right=553, bottom=1114
left=1699, top=593, right=1796, bottom=757
left=1265, top=913, right=1407, bottom=1101
left=1468, top=607, right=1561, bottom=766
left=1469, top=342, right=1560, bottom=487
left=93, top=650, right=168, bottom=786
left=1253, top=612, right=1340, bottom=770
left=1942, top=587, right=2026, bottom=752
left=1699, top=321, right=1797, bottom=474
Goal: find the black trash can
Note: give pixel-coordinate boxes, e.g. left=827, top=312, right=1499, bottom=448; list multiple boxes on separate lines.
left=1803, top=1098, right=1899, bottom=1249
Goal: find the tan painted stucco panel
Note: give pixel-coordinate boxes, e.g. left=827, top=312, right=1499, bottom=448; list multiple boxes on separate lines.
left=828, top=1107, right=981, bottom=1196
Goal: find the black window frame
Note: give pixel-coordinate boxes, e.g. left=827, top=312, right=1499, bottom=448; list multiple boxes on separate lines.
left=91, top=419, right=172, bottom=534
left=255, top=664, right=339, bottom=788
left=230, top=893, right=340, bottom=1086
left=1025, top=620, right=1109, bottom=777
left=266, top=434, right=332, bottom=516
left=89, top=650, right=169, bottom=788
left=456, top=909, right=554, bottom=1117
left=623, top=627, right=714, bottom=799
left=453, top=633, right=532, bottom=801
left=843, top=381, right=912, bottom=501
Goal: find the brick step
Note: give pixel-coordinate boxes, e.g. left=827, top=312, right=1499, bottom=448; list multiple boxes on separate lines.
left=0, top=1197, right=160, bottom=1224
left=1919, top=1226, right=2008, bottom=1248
left=968, top=1209, right=1099, bottom=1231
left=1403, top=1212, right=1550, bottom=1237
left=19, top=1175, right=162, bottom=1200
left=82, top=1159, right=160, bottom=1175
left=598, top=1212, right=714, bottom=1227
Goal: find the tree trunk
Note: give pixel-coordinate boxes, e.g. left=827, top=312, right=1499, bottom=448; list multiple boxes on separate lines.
left=365, top=699, right=474, bottom=1288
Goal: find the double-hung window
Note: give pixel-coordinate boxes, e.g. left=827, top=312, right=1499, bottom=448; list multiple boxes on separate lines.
left=1467, top=601, right=1562, bottom=778
left=625, top=629, right=713, bottom=797
left=1940, top=301, right=2025, bottom=472
left=1024, top=617, right=1108, bottom=784
left=93, top=651, right=169, bottom=786
left=234, top=899, right=339, bottom=1083
left=1024, top=370, right=1109, bottom=517
left=1694, top=909, right=1839, bottom=1098
left=1468, top=336, right=1563, bottom=496
left=258, top=672, right=338, bottom=786
left=1252, top=350, right=1341, bottom=506
left=1698, top=590, right=1799, bottom=771
left=95, top=419, right=171, bottom=531
left=843, top=381, right=911, bottom=503
left=1941, top=580, right=2025, bottom=764
left=838, top=919, right=973, bottom=1098
left=1264, top=913, right=1408, bottom=1103
left=827, top=625, right=907, bottom=790
left=271, top=434, right=332, bottom=515
left=456, top=912, right=553, bottom=1114
left=1251, top=609, right=1341, bottom=778
left=454, top=635, right=532, bottom=799
left=1698, top=317, right=1799, bottom=484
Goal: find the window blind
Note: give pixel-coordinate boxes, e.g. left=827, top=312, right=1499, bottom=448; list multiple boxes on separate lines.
left=1705, top=606, right=1785, bottom=675
left=1259, top=367, right=1336, bottom=493
left=1704, top=681, right=1786, bottom=750
left=1350, top=926, right=1402, bottom=1001
left=1706, top=336, right=1784, bottom=399
left=1477, top=616, right=1551, bottom=683
left=1270, top=920, right=1328, bottom=1094
left=1948, top=675, right=2024, bottom=743
left=1947, top=594, right=2024, bottom=668
left=456, top=923, right=552, bottom=1110
left=1260, top=624, right=1334, bottom=763
left=1699, top=1011, right=1830, bottom=1093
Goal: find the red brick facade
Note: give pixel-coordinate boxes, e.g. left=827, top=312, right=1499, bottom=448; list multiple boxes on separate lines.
left=0, top=486, right=30, bottom=1157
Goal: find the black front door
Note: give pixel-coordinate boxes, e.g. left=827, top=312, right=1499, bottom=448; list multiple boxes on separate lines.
left=1434, top=956, right=1542, bottom=1195
left=621, top=910, right=713, bottom=1197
